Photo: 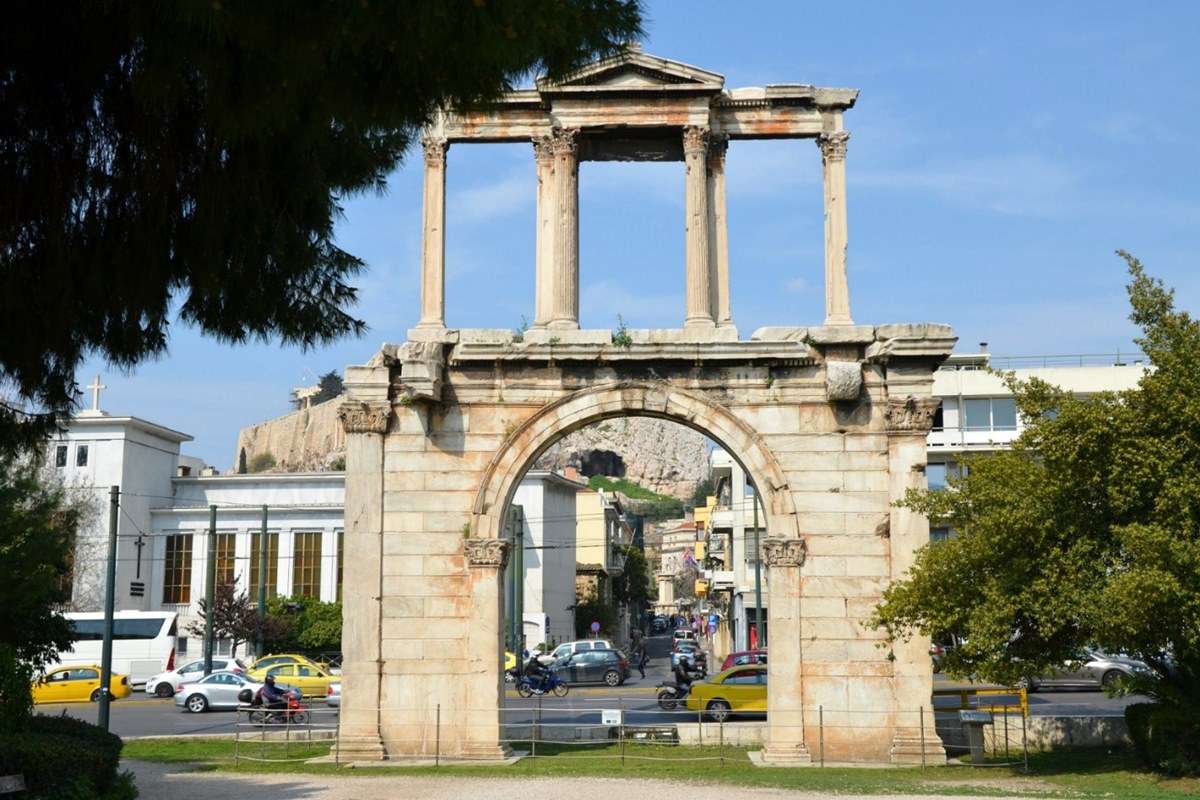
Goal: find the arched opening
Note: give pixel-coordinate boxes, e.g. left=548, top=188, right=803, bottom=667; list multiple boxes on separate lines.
left=468, top=382, right=798, bottom=742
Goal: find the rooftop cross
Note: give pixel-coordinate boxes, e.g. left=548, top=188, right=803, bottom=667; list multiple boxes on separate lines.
left=87, top=374, right=106, bottom=412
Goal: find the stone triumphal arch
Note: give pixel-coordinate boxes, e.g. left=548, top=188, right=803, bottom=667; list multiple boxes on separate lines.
left=336, top=48, right=955, bottom=764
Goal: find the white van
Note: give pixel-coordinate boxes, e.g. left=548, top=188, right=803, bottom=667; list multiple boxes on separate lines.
left=56, top=611, right=178, bottom=687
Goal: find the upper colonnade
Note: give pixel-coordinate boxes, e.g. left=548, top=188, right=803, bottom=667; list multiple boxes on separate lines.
left=411, top=45, right=858, bottom=341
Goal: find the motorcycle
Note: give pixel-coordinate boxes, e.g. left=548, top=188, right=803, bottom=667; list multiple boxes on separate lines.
left=656, top=679, right=691, bottom=710
left=238, top=687, right=310, bottom=725
left=516, top=672, right=569, bottom=698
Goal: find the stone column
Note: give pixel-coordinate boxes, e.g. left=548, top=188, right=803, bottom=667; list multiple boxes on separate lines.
left=462, top=538, right=512, bottom=759
left=760, top=537, right=812, bottom=764
left=706, top=134, right=732, bottom=328
left=548, top=128, right=580, bottom=330
left=334, top=399, right=391, bottom=761
left=884, top=395, right=948, bottom=764
left=532, top=136, right=555, bottom=329
left=818, top=131, right=852, bottom=326
left=416, top=135, right=448, bottom=330
left=683, top=126, right=715, bottom=329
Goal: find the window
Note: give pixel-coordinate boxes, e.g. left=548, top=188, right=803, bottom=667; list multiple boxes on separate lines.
left=930, top=527, right=952, bottom=544
left=55, top=445, right=68, bottom=468
left=75, top=444, right=88, bottom=467
left=292, top=532, right=323, bottom=598
left=992, top=398, right=1017, bottom=430
left=932, top=402, right=945, bottom=431
left=212, top=533, right=236, bottom=588
left=163, top=534, right=193, bottom=604
left=70, top=618, right=168, bottom=640
left=927, top=463, right=948, bottom=490
left=71, top=668, right=99, bottom=681
left=177, top=636, right=189, bottom=656
left=963, top=398, right=1018, bottom=432
left=249, top=532, right=279, bottom=599
left=336, top=531, right=344, bottom=602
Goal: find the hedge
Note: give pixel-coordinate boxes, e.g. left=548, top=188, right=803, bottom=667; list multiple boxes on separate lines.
left=1126, top=701, right=1200, bottom=776
left=0, top=713, right=125, bottom=797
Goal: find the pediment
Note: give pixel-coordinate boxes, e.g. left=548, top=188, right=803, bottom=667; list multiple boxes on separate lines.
left=538, top=46, right=724, bottom=93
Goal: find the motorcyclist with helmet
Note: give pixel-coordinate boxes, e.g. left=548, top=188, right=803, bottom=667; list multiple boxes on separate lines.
left=524, top=651, right=550, bottom=693
left=259, top=674, right=289, bottom=711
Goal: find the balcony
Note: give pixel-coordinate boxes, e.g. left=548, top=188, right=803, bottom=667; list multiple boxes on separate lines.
left=926, top=426, right=1019, bottom=451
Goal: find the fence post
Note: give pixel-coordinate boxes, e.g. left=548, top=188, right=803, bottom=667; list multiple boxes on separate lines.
left=1004, top=705, right=1010, bottom=760
left=920, top=706, right=926, bottom=769
left=234, top=706, right=241, bottom=766
left=436, top=704, right=441, bottom=767
left=719, top=714, right=724, bottom=768
left=698, top=707, right=703, bottom=747
left=1021, top=709, right=1030, bottom=774
left=533, top=696, right=541, bottom=757
left=619, top=696, right=626, bottom=767
left=819, top=704, right=825, bottom=768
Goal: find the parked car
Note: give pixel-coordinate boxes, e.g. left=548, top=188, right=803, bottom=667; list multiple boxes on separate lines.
left=32, top=665, right=132, bottom=704
left=720, top=649, right=767, bottom=671
left=246, top=661, right=337, bottom=698
left=249, top=653, right=329, bottom=673
left=542, top=639, right=615, bottom=665
left=175, top=671, right=264, bottom=713
left=145, top=657, right=245, bottom=698
left=552, top=648, right=630, bottom=687
left=326, top=682, right=341, bottom=708
left=671, top=641, right=708, bottom=672
left=1024, top=649, right=1154, bottom=692
left=685, top=665, right=767, bottom=721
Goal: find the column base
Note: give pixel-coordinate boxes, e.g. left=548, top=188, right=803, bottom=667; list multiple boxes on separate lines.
left=545, top=319, right=581, bottom=331
left=758, top=743, right=813, bottom=765
left=333, top=734, right=387, bottom=762
left=684, top=316, right=717, bottom=330
left=890, top=732, right=947, bottom=765
left=822, top=314, right=855, bottom=326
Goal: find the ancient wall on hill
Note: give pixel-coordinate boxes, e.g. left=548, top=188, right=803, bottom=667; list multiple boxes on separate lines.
left=232, top=397, right=345, bottom=472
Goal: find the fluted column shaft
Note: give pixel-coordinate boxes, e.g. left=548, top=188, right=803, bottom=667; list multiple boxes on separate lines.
left=706, top=134, right=732, bottom=328
left=547, top=128, right=580, bottom=330
left=532, top=137, right=555, bottom=328
left=417, top=136, right=448, bottom=329
left=684, top=126, right=715, bottom=329
left=819, top=131, right=852, bottom=325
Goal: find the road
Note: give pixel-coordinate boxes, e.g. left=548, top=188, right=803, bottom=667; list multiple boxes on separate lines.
left=37, top=636, right=1141, bottom=738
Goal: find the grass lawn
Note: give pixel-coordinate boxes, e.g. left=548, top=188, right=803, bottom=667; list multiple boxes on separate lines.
left=123, top=738, right=1200, bottom=798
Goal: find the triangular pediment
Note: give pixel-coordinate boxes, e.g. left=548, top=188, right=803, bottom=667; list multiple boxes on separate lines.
left=538, top=46, right=724, bottom=92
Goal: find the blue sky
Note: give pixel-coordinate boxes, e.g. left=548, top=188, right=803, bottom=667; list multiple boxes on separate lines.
left=83, top=1, right=1200, bottom=466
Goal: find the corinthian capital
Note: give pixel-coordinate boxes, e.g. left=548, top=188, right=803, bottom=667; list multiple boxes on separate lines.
left=337, top=400, right=390, bottom=434
left=817, top=131, right=850, bottom=162
left=549, top=127, right=580, bottom=157
left=422, top=135, right=448, bottom=167
left=706, top=133, right=729, bottom=169
left=464, top=537, right=510, bottom=569
left=532, top=135, right=555, bottom=164
left=762, top=537, right=807, bottom=568
left=884, top=395, right=941, bottom=434
left=683, top=125, right=710, bottom=156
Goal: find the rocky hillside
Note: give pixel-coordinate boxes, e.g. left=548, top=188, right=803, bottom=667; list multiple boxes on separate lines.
left=534, top=417, right=708, bottom=499
left=233, top=398, right=345, bottom=472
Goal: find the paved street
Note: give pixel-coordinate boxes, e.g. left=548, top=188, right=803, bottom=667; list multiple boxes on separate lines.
left=37, top=636, right=1142, bottom=739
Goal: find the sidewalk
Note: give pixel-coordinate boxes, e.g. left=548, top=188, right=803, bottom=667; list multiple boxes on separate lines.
left=128, top=761, right=1017, bottom=800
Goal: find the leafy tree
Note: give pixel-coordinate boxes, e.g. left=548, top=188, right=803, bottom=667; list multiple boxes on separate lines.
left=312, top=371, right=345, bottom=406
left=248, top=452, right=277, bottom=473
left=186, top=583, right=260, bottom=658
left=0, top=453, right=83, bottom=728
left=0, top=1, right=643, bottom=451
left=690, top=476, right=716, bottom=508
left=613, top=544, right=653, bottom=607
left=263, top=595, right=342, bottom=654
left=872, top=252, right=1200, bottom=773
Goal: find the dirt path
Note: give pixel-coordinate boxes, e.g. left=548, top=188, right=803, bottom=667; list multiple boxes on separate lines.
left=128, top=760, right=1024, bottom=800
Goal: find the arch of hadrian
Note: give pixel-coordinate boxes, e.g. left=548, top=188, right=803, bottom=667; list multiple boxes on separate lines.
left=336, top=47, right=954, bottom=765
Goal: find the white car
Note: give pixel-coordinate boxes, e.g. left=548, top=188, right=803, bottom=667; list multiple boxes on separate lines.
left=146, top=657, right=246, bottom=698
left=326, top=682, right=341, bottom=707
left=541, top=639, right=616, bottom=665
left=173, top=671, right=263, bottom=713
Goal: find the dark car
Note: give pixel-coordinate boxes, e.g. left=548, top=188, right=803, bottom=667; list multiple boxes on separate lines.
left=720, top=649, right=766, bottom=671
left=552, top=648, right=630, bottom=687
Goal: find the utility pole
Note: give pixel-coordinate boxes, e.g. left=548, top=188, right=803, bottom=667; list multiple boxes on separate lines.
left=257, top=505, right=268, bottom=658
left=511, top=505, right=524, bottom=654
left=98, top=486, right=119, bottom=732
left=203, top=504, right=217, bottom=676
left=752, top=484, right=764, bottom=648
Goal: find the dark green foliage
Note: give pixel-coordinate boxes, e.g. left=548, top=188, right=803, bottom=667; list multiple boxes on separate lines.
left=574, top=593, right=619, bottom=639
left=612, top=544, right=654, bottom=607
left=313, top=371, right=344, bottom=406
left=247, top=452, right=277, bottom=473
left=588, top=475, right=684, bottom=520
left=0, top=455, right=80, bottom=728
left=0, top=714, right=124, bottom=796
left=690, top=476, right=716, bottom=508
left=263, top=595, right=342, bottom=654
left=0, top=1, right=643, bottom=450
left=873, top=252, right=1200, bottom=773
left=1126, top=702, right=1200, bottom=776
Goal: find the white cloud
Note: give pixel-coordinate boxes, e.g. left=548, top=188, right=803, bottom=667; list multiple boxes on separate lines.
left=448, top=172, right=535, bottom=223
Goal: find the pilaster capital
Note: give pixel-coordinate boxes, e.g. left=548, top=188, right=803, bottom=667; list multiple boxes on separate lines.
left=884, top=395, right=941, bottom=435
left=683, top=125, right=710, bottom=156
left=421, top=135, right=448, bottom=167
left=532, top=135, right=555, bottom=164
left=706, top=133, right=729, bottom=169
left=548, top=127, right=580, bottom=157
left=337, top=400, right=390, bottom=435
left=464, top=537, right=510, bottom=569
left=762, top=537, right=807, bottom=568
left=817, top=131, right=850, bottom=162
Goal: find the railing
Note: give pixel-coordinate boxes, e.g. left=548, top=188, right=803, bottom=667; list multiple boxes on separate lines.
left=942, top=352, right=1147, bottom=371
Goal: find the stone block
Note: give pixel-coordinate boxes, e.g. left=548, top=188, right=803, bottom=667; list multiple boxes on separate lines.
left=749, top=326, right=808, bottom=342
left=381, top=530, right=462, bottom=555
left=842, top=471, right=889, bottom=492
left=806, top=324, right=876, bottom=344
left=422, top=512, right=473, bottom=533
left=803, top=556, right=847, bottom=576
left=768, top=433, right=845, bottom=452
left=425, top=595, right=472, bottom=618
left=385, top=490, right=475, bottom=514
left=381, top=575, right=465, bottom=598
left=787, top=471, right=844, bottom=492
left=523, top=328, right=612, bottom=345
left=732, top=405, right=800, bottom=434
left=845, top=555, right=890, bottom=577
left=382, top=597, right=424, bottom=618
left=382, top=616, right=469, bottom=640
left=457, top=328, right=516, bottom=344
left=825, top=360, right=863, bottom=402
left=800, top=596, right=848, bottom=617
left=802, top=576, right=887, bottom=598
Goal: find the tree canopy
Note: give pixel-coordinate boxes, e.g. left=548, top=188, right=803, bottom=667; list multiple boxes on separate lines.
left=873, top=252, right=1200, bottom=726
left=0, top=1, right=643, bottom=450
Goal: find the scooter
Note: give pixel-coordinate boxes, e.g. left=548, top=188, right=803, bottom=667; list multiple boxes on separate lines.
left=516, top=672, right=569, bottom=698
left=239, top=687, right=310, bottom=725
left=656, top=680, right=690, bottom=710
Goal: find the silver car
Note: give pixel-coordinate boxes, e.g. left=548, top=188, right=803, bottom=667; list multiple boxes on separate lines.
left=1027, top=649, right=1154, bottom=691
left=326, top=682, right=341, bottom=707
left=175, top=671, right=263, bottom=713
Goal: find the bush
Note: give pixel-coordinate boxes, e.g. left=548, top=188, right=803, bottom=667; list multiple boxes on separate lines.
left=0, top=714, right=125, bottom=797
left=1126, top=701, right=1200, bottom=776
left=248, top=452, right=277, bottom=473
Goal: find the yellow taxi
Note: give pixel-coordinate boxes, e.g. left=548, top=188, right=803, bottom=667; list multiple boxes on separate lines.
left=247, top=659, right=337, bottom=698
left=32, top=665, right=132, bottom=704
left=685, top=664, right=767, bottom=721
left=505, top=651, right=517, bottom=672
left=248, top=653, right=329, bottom=673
